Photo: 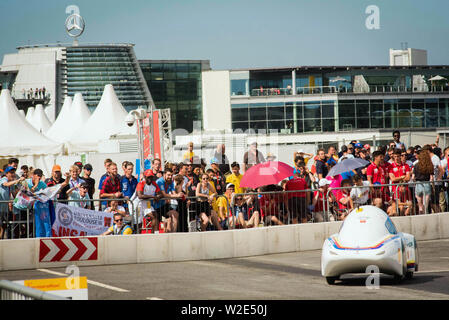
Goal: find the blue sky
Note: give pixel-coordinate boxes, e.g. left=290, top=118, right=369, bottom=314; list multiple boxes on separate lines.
left=0, top=0, right=448, bottom=69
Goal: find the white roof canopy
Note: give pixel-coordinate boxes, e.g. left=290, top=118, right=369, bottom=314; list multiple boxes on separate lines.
left=45, top=93, right=91, bottom=143
left=45, top=96, right=72, bottom=142
left=0, top=89, right=63, bottom=157
left=68, top=84, right=136, bottom=153
left=31, top=104, right=52, bottom=134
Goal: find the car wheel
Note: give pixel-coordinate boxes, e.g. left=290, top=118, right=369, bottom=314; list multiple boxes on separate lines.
left=326, top=276, right=338, bottom=285
left=405, top=271, right=413, bottom=280
left=393, top=274, right=403, bottom=284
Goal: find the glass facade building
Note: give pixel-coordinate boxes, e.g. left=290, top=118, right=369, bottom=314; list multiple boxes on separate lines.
left=229, top=66, right=449, bottom=133
left=139, top=60, right=210, bottom=132
left=63, top=45, right=152, bottom=113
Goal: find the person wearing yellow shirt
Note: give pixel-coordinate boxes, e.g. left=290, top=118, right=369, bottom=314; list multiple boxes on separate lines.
left=226, top=162, right=246, bottom=195
left=213, top=183, right=235, bottom=229
left=102, top=213, right=133, bottom=235
left=182, top=142, right=195, bottom=163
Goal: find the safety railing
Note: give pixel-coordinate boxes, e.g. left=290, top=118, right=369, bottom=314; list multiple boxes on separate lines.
left=325, top=179, right=449, bottom=220
left=232, top=188, right=326, bottom=226
left=0, top=280, right=68, bottom=300
left=137, top=194, right=233, bottom=234
left=0, top=200, right=34, bottom=240
left=0, top=198, right=136, bottom=239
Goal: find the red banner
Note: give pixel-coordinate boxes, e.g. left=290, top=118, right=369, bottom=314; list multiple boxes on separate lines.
left=142, top=110, right=162, bottom=161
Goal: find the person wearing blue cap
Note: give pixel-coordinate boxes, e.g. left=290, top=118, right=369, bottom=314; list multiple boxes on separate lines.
left=210, top=157, right=225, bottom=195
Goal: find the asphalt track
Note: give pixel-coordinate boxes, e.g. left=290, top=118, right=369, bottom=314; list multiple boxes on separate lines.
left=1, top=238, right=449, bottom=300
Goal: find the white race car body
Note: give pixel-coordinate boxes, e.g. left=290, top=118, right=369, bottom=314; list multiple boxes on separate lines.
left=321, top=206, right=418, bottom=283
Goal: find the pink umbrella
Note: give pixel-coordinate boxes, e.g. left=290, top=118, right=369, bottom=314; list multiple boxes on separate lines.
left=240, top=161, right=295, bottom=189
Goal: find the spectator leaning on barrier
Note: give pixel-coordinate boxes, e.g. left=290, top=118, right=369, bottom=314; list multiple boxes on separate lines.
left=100, top=162, right=122, bottom=204
left=367, top=150, right=388, bottom=206
left=82, top=164, right=95, bottom=207
left=120, top=162, right=138, bottom=213
left=136, top=169, right=163, bottom=233
left=66, top=180, right=91, bottom=209
left=285, top=170, right=309, bottom=224
left=0, top=166, right=25, bottom=239
left=45, top=165, right=64, bottom=187
left=98, top=158, right=113, bottom=193
left=311, top=178, right=334, bottom=222
left=102, top=212, right=133, bottom=236
left=154, top=168, right=179, bottom=233
left=412, top=149, right=434, bottom=215
left=214, top=183, right=234, bottom=230
left=335, top=179, right=353, bottom=220
left=350, top=174, right=370, bottom=208
left=196, top=173, right=220, bottom=231
left=233, top=193, right=259, bottom=228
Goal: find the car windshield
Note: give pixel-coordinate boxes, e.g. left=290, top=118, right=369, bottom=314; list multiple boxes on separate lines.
left=338, top=207, right=393, bottom=247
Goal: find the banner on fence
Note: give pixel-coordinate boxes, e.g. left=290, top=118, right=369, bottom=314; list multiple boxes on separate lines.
left=52, top=203, right=113, bottom=237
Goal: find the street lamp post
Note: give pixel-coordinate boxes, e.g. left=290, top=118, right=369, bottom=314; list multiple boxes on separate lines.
left=126, top=106, right=148, bottom=180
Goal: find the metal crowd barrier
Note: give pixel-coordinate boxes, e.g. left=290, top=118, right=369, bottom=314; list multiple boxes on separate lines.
left=232, top=189, right=326, bottom=226
left=137, top=194, right=233, bottom=234
left=0, top=200, right=34, bottom=240
left=325, top=179, right=449, bottom=220
left=0, top=280, right=68, bottom=300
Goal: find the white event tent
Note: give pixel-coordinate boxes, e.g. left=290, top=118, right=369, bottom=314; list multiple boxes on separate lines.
left=45, top=93, right=91, bottom=143
left=45, top=96, right=72, bottom=142
left=31, top=104, right=52, bottom=134
left=67, top=84, right=136, bottom=153
left=0, top=89, right=63, bottom=176
left=25, top=106, right=35, bottom=123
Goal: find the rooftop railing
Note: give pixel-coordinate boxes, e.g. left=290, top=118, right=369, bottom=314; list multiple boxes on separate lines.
left=242, top=84, right=449, bottom=98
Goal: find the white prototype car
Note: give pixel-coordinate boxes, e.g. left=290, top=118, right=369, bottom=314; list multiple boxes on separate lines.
left=321, top=205, right=418, bottom=285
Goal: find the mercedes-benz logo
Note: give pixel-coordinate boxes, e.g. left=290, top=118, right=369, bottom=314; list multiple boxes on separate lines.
left=65, top=13, right=85, bottom=38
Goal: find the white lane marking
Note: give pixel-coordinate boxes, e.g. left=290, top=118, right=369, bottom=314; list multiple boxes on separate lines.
left=37, top=268, right=130, bottom=293
left=146, top=297, right=164, bottom=300
left=417, top=269, right=449, bottom=274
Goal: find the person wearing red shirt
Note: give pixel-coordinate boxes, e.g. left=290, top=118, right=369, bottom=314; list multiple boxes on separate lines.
left=388, top=150, right=412, bottom=216
left=100, top=162, right=122, bottom=204
left=285, top=174, right=309, bottom=224
left=136, top=170, right=163, bottom=233
left=367, top=151, right=389, bottom=205
left=335, top=179, right=353, bottom=220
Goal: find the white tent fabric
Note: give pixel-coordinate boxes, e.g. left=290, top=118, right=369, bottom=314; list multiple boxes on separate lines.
left=67, top=84, right=136, bottom=153
left=45, top=96, right=72, bottom=142
left=0, top=89, right=63, bottom=175
left=31, top=104, right=52, bottom=134
left=66, top=93, right=92, bottom=140
left=25, top=106, right=35, bottom=123
left=46, top=93, right=91, bottom=143
left=19, top=109, right=26, bottom=117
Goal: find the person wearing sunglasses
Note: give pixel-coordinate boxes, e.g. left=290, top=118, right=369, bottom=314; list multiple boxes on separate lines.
left=196, top=173, right=221, bottom=231
left=102, top=212, right=133, bottom=235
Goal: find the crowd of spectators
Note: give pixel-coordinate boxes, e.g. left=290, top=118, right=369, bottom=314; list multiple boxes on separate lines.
left=1, top=130, right=448, bottom=239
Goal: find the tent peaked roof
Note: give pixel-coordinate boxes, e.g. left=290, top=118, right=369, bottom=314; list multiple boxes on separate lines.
left=0, top=89, right=62, bottom=157
left=67, top=93, right=92, bottom=138
left=32, top=104, right=52, bottom=134
left=25, top=106, right=35, bottom=123
left=46, top=93, right=91, bottom=142
left=46, top=96, right=72, bottom=141
left=68, top=84, right=136, bottom=152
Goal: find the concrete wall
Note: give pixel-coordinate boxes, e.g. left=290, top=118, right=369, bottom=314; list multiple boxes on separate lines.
left=1, top=213, right=448, bottom=271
